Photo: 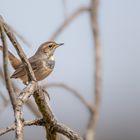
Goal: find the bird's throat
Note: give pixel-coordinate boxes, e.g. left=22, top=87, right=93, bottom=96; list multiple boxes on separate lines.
left=49, top=55, right=54, bottom=61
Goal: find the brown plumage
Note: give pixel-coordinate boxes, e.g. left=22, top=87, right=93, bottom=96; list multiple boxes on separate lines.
left=0, top=45, right=21, bottom=69
left=0, top=41, right=63, bottom=84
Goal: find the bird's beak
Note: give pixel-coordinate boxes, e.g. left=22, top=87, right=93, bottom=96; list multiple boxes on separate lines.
left=56, top=43, right=64, bottom=48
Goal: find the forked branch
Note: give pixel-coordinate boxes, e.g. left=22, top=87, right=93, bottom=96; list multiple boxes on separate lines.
left=0, top=15, right=83, bottom=140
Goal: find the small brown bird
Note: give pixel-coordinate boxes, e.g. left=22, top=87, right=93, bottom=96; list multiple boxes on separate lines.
left=0, top=41, right=63, bottom=84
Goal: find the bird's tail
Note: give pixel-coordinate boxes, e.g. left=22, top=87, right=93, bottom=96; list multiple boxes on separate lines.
left=0, top=45, right=21, bottom=69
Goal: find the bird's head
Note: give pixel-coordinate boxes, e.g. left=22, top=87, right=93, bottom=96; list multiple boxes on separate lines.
left=36, top=41, right=64, bottom=57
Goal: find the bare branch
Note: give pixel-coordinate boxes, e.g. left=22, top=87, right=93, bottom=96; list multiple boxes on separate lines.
left=15, top=81, right=37, bottom=140
left=0, top=84, right=82, bottom=140
left=0, top=69, right=8, bottom=103
left=0, top=124, right=15, bottom=136
left=12, top=84, right=41, bottom=117
left=0, top=69, right=10, bottom=112
left=34, top=89, right=83, bottom=140
left=0, top=67, right=41, bottom=117
left=54, top=122, right=83, bottom=140
left=0, top=17, right=17, bottom=111
left=0, top=46, right=40, bottom=117
left=0, top=118, right=83, bottom=140
left=50, top=6, right=90, bottom=40
left=85, top=0, right=102, bottom=140
left=0, top=118, right=44, bottom=136
left=0, top=86, right=83, bottom=140
left=0, top=17, right=23, bottom=139
left=0, top=15, right=83, bottom=140
left=45, top=83, right=94, bottom=113
left=33, top=89, right=57, bottom=140
left=3, top=22, right=36, bottom=82
left=1, top=17, right=38, bottom=139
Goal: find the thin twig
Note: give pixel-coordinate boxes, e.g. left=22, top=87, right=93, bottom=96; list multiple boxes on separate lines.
left=85, top=0, right=102, bottom=140
left=0, top=118, right=83, bottom=140
left=50, top=6, right=90, bottom=40
left=45, top=83, right=94, bottom=113
left=0, top=118, right=44, bottom=136
left=0, top=18, right=17, bottom=111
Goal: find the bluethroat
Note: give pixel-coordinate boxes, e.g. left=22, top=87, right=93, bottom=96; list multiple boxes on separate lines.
left=0, top=41, right=64, bottom=84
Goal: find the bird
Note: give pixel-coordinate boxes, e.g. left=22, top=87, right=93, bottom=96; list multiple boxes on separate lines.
left=0, top=41, right=64, bottom=84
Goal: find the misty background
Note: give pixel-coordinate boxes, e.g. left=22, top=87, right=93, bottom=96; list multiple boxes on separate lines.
left=0, top=0, right=140, bottom=140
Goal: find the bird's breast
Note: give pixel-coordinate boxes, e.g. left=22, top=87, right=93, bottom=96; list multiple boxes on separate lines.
left=43, top=56, right=55, bottom=69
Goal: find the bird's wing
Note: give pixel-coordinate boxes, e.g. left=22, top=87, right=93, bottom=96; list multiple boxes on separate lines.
left=30, top=58, right=43, bottom=72
left=11, top=58, right=43, bottom=78
left=0, top=45, right=21, bottom=69
left=10, top=64, right=26, bottom=78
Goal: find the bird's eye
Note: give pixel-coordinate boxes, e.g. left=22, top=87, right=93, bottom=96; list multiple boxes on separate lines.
left=48, top=44, right=53, bottom=48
